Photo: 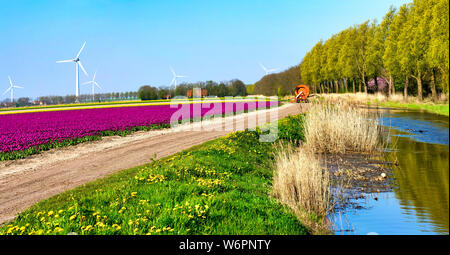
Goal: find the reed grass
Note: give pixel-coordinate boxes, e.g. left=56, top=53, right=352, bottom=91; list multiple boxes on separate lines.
left=272, top=144, right=332, bottom=234
left=303, top=103, right=383, bottom=154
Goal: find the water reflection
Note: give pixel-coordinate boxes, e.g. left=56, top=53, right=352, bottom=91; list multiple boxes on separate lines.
left=340, top=109, right=449, bottom=235
left=387, top=132, right=449, bottom=234
left=380, top=110, right=449, bottom=146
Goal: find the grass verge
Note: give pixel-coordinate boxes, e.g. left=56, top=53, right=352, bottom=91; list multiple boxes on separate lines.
left=378, top=101, right=449, bottom=116
left=0, top=115, right=310, bottom=235
left=313, top=92, right=449, bottom=116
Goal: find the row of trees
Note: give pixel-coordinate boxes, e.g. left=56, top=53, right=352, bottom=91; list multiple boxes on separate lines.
left=2, top=79, right=249, bottom=107
left=0, top=91, right=141, bottom=107
left=252, top=65, right=302, bottom=96
left=0, top=97, right=34, bottom=107
left=300, top=0, right=449, bottom=100
left=138, top=79, right=248, bottom=100
left=38, top=92, right=140, bottom=104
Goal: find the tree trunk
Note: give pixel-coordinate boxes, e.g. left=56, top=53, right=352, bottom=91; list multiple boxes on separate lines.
left=374, top=76, right=378, bottom=93
left=363, top=76, right=367, bottom=94
left=352, top=79, right=356, bottom=93
left=344, top=78, right=348, bottom=93
left=404, top=75, right=409, bottom=100
left=431, top=68, right=438, bottom=101
left=388, top=76, right=392, bottom=97
left=416, top=71, right=423, bottom=101
left=334, top=80, right=338, bottom=93
left=391, top=76, right=394, bottom=95
left=390, top=76, right=395, bottom=96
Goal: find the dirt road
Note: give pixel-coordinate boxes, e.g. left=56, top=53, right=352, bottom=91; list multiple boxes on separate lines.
left=0, top=103, right=304, bottom=224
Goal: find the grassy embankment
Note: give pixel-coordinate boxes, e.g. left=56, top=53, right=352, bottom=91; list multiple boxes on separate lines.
left=0, top=115, right=311, bottom=235
left=314, top=93, right=449, bottom=116
left=1, top=101, right=386, bottom=235
left=377, top=101, right=449, bottom=116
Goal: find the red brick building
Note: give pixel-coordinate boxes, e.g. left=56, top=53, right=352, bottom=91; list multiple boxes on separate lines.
left=187, top=89, right=208, bottom=98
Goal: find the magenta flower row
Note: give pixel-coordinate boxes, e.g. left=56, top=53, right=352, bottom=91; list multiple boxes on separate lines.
left=0, top=101, right=278, bottom=153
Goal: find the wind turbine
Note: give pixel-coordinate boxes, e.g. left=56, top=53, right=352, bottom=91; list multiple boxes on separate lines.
left=56, top=41, right=89, bottom=102
left=83, top=71, right=101, bottom=101
left=2, top=76, right=23, bottom=103
left=259, top=63, right=279, bottom=75
left=169, top=66, right=187, bottom=89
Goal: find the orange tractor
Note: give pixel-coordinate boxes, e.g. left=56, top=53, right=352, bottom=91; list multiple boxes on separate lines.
left=292, top=84, right=311, bottom=103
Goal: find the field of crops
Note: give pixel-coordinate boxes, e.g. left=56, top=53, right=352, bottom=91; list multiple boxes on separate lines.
left=0, top=101, right=279, bottom=160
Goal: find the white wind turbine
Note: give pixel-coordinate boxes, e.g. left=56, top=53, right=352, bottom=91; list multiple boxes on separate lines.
left=83, top=71, right=101, bottom=101
left=169, top=66, right=187, bottom=89
left=56, top=41, right=89, bottom=102
left=2, top=76, right=23, bottom=103
left=259, top=63, right=279, bottom=75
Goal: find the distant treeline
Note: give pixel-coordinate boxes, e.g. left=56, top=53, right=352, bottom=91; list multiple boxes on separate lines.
left=1, top=79, right=250, bottom=107
left=138, top=79, right=248, bottom=100
left=300, top=0, right=449, bottom=100
left=251, top=65, right=302, bottom=96
left=1, top=92, right=140, bottom=107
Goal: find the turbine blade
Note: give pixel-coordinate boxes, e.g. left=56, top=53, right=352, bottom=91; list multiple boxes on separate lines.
left=8, top=76, right=12, bottom=86
left=56, top=59, right=75, bottom=63
left=78, top=61, right=88, bottom=76
left=2, top=87, right=11, bottom=96
left=170, top=66, right=176, bottom=76
left=259, top=63, right=267, bottom=72
left=76, top=41, right=86, bottom=58
left=170, top=77, right=176, bottom=86
left=94, top=82, right=101, bottom=89
left=82, top=81, right=93, bottom=85
left=13, top=85, right=23, bottom=89
left=177, top=75, right=187, bottom=78
left=92, top=71, right=97, bottom=81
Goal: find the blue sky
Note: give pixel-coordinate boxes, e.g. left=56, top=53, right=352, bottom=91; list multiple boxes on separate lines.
left=0, top=0, right=411, bottom=99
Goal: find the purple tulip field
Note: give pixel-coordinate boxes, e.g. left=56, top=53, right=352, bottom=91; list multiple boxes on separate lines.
left=0, top=101, right=278, bottom=160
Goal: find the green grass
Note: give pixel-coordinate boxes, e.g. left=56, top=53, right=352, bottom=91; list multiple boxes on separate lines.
left=375, top=101, right=449, bottom=116
left=0, top=115, right=309, bottom=235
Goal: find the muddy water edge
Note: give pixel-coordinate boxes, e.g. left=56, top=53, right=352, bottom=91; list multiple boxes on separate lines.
left=329, top=108, right=449, bottom=235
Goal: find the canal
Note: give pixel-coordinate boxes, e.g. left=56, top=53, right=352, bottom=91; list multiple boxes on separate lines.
left=336, top=109, right=449, bottom=235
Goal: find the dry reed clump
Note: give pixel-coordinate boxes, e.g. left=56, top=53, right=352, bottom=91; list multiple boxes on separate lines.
left=304, top=103, right=382, bottom=154
left=314, top=92, right=387, bottom=106
left=315, top=92, right=449, bottom=105
left=272, top=145, right=332, bottom=234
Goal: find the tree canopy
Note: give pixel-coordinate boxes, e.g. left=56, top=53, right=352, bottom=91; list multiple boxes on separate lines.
left=252, top=65, right=302, bottom=96
left=299, top=0, right=449, bottom=101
